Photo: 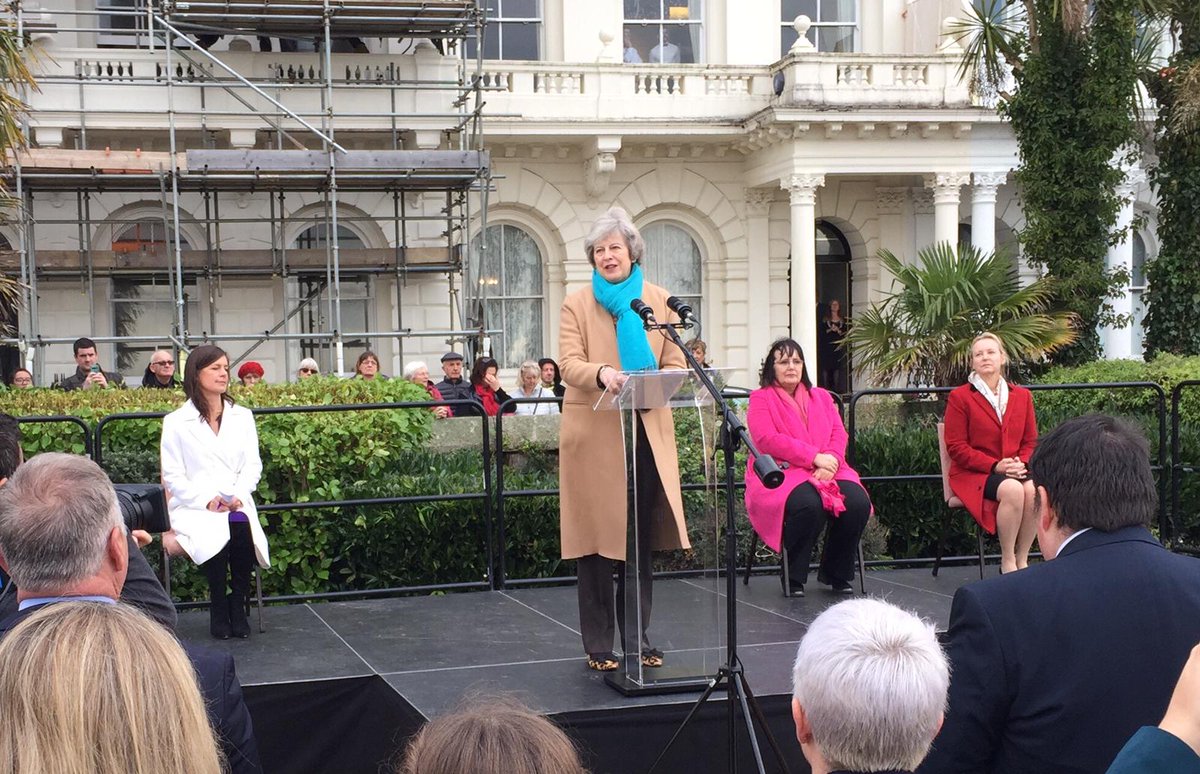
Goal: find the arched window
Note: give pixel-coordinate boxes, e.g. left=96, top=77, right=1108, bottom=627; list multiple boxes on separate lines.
left=112, top=218, right=192, bottom=257
left=641, top=222, right=703, bottom=332
left=292, top=224, right=372, bottom=368
left=472, top=224, right=545, bottom=368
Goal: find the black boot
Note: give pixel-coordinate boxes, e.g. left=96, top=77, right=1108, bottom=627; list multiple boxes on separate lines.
left=208, top=587, right=231, bottom=639
left=229, top=591, right=250, bottom=638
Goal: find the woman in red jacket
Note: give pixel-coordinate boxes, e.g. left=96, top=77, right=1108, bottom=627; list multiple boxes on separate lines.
left=944, top=332, right=1038, bottom=574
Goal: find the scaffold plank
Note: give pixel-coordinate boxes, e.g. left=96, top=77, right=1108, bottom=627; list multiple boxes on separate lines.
left=158, top=0, right=477, bottom=37
left=0, top=246, right=456, bottom=274
left=9, top=148, right=184, bottom=174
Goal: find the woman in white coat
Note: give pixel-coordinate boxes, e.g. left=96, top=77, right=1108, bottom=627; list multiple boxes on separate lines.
left=160, top=345, right=270, bottom=639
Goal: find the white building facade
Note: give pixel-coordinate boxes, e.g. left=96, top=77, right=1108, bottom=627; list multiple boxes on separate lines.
left=7, top=0, right=1155, bottom=387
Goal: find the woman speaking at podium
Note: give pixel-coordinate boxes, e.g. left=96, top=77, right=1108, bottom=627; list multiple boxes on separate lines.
left=558, top=207, right=690, bottom=673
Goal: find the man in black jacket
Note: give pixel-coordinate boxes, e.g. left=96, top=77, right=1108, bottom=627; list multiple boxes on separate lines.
left=0, top=452, right=261, bottom=773
left=434, top=351, right=481, bottom=415
left=56, top=337, right=124, bottom=390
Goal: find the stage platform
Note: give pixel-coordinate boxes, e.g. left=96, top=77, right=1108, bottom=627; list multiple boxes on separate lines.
left=177, top=563, right=986, bottom=774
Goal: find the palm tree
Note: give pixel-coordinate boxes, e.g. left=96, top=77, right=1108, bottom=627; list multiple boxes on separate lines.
left=843, top=243, right=1078, bottom=387
left=0, top=20, right=36, bottom=328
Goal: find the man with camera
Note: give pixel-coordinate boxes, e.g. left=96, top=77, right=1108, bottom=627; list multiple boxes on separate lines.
left=56, top=336, right=125, bottom=390
left=0, top=450, right=261, bottom=773
left=0, top=414, right=176, bottom=629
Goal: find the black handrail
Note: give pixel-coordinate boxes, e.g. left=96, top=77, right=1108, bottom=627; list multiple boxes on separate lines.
left=15, top=415, right=93, bottom=458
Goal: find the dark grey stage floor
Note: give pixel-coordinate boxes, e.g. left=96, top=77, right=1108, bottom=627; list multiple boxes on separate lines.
left=177, top=563, right=981, bottom=720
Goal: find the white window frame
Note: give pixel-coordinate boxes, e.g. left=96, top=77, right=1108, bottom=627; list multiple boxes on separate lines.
left=469, top=0, right=543, bottom=60
left=473, top=222, right=546, bottom=369
left=781, top=0, right=860, bottom=55
left=624, top=0, right=705, bottom=64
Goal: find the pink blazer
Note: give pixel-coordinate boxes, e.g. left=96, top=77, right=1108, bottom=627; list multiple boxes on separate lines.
left=743, top=385, right=867, bottom=552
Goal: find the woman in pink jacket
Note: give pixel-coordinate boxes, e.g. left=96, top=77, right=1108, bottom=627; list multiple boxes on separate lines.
left=744, top=338, right=871, bottom=597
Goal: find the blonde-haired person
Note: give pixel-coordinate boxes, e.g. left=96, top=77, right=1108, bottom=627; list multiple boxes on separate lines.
left=943, top=332, right=1039, bottom=574
left=512, top=359, right=560, bottom=416
left=0, top=601, right=223, bottom=774
left=397, top=696, right=585, bottom=774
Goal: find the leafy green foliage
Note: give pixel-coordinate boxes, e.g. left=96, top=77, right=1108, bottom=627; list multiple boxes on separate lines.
left=953, top=0, right=1145, bottom=365
left=844, top=243, right=1077, bottom=387
left=1143, top=5, right=1200, bottom=356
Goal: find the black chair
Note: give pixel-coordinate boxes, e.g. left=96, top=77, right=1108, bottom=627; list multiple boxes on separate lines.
left=932, top=421, right=986, bottom=579
left=162, top=532, right=266, bottom=634
left=743, top=525, right=867, bottom=596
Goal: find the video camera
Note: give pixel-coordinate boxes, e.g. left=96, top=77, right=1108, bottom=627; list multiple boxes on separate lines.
left=113, top=483, right=171, bottom=534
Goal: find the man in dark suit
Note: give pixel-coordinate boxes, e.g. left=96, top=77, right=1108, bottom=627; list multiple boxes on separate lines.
left=919, top=414, right=1200, bottom=774
left=0, top=452, right=261, bottom=774
left=0, top=413, right=177, bottom=630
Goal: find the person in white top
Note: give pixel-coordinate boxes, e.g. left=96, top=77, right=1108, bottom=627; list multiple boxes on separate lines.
left=512, top=359, right=560, bottom=416
left=160, top=344, right=270, bottom=640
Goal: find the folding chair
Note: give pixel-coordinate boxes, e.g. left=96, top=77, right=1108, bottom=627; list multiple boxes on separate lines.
left=933, top=421, right=986, bottom=579
left=743, top=524, right=867, bottom=596
left=162, top=531, right=266, bottom=633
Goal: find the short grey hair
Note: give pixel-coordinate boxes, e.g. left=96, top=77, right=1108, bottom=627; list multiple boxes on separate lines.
left=402, top=361, right=429, bottom=380
left=584, top=206, right=644, bottom=266
left=297, top=357, right=320, bottom=374
left=518, top=360, right=540, bottom=379
left=792, top=599, right=949, bottom=772
left=0, top=453, right=124, bottom=590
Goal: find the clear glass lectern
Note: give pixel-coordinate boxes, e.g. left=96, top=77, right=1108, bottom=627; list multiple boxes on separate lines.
left=593, top=368, right=732, bottom=695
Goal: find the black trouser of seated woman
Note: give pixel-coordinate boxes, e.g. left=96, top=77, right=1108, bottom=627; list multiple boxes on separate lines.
left=782, top=481, right=871, bottom=585
left=201, top=522, right=255, bottom=639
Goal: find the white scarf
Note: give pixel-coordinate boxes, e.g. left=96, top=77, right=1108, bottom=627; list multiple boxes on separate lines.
left=968, top=371, right=1008, bottom=422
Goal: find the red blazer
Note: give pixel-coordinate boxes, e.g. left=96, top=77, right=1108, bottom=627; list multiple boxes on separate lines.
left=943, top=382, right=1038, bottom=534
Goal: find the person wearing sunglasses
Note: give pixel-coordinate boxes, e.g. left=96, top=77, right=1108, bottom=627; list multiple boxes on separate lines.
left=141, top=349, right=180, bottom=389
left=296, top=357, right=320, bottom=380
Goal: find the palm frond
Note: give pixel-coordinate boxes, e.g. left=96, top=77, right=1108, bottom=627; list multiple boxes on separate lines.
left=948, top=0, right=1025, bottom=98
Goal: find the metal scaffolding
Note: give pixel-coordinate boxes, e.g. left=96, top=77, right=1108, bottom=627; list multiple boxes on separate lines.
left=2, top=0, right=492, bottom=381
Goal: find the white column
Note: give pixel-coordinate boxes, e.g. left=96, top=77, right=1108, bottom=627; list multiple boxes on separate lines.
left=784, top=173, right=825, bottom=369
left=924, top=172, right=969, bottom=249
left=970, top=172, right=1007, bottom=254
left=745, top=188, right=774, bottom=372
left=874, top=186, right=908, bottom=298
left=1102, top=171, right=1144, bottom=359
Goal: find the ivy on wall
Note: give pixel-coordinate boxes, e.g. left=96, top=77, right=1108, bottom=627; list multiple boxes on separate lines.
left=1144, top=4, right=1200, bottom=356
left=1002, top=0, right=1142, bottom=364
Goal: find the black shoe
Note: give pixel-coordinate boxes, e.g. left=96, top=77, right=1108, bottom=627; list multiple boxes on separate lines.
left=209, top=607, right=231, bottom=640
left=229, top=594, right=250, bottom=638
left=818, top=570, right=854, bottom=595
left=780, top=573, right=805, bottom=598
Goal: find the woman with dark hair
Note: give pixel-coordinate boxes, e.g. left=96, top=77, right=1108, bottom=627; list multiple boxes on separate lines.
left=160, top=345, right=270, bottom=639
left=744, top=338, right=870, bottom=597
left=354, top=351, right=387, bottom=380
left=538, top=358, right=565, bottom=398
left=469, top=356, right=514, bottom=417
left=8, top=369, right=32, bottom=388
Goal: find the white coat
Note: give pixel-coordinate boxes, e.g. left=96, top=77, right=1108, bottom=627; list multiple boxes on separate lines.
left=160, top=399, right=270, bottom=567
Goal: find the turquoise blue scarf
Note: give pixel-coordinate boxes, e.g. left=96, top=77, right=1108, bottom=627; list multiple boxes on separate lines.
left=591, top=264, right=658, bottom=372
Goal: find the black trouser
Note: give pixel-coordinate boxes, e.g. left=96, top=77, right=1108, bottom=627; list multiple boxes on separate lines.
left=576, top=417, right=663, bottom=656
left=782, top=481, right=870, bottom=585
left=201, top=522, right=254, bottom=631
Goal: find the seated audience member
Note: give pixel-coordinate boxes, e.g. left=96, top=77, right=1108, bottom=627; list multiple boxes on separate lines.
left=512, top=359, right=560, bottom=416
left=0, top=452, right=261, bottom=772
left=355, top=350, right=387, bottom=380
left=57, top=337, right=123, bottom=390
left=8, top=369, right=31, bottom=388
left=433, top=352, right=478, bottom=415
left=744, top=338, right=871, bottom=597
left=237, top=361, right=265, bottom=387
left=297, top=357, right=320, bottom=380
left=403, top=361, right=450, bottom=419
left=0, top=602, right=223, bottom=774
left=141, top=349, right=180, bottom=389
left=0, top=413, right=176, bottom=630
left=793, top=599, right=949, bottom=774
left=397, top=696, right=585, bottom=774
left=944, top=332, right=1038, bottom=574
left=919, top=414, right=1200, bottom=774
left=686, top=338, right=711, bottom=368
left=470, top=356, right=514, bottom=417
left=538, top=357, right=566, bottom=398
left=1108, top=642, right=1200, bottom=773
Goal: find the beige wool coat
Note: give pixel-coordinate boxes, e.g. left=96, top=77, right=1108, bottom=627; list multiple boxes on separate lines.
left=558, top=280, right=691, bottom=561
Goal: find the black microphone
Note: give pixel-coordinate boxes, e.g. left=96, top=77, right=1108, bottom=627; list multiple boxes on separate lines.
left=630, top=299, right=657, bottom=327
left=666, top=296, right=698, bottom=328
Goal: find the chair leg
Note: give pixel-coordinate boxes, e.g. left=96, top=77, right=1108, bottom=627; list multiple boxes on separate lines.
left=254, top=564, right=265, bottom=634
left=743, top=532, right=758, bottom=586
left=977, top=527, right=986, bottom=580
left=780, top=544, right=790, bottom=598
left=932, top=506, right=953, bottom=577
left=857, top=539, right=867, bottom=595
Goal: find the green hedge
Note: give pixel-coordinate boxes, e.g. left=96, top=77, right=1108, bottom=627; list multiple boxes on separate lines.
left=5, top=356, right=1199, bottom=600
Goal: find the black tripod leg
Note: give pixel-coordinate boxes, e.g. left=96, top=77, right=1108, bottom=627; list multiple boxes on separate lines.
left=647, top=671, right=728, bottom=774
left=731, top=671, right=767, bottom=774
left=736, top=670, right=790, bottom=772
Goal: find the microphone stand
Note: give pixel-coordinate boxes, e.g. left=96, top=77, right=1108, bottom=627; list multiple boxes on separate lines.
left=643, top=314, right=787, bottom=774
